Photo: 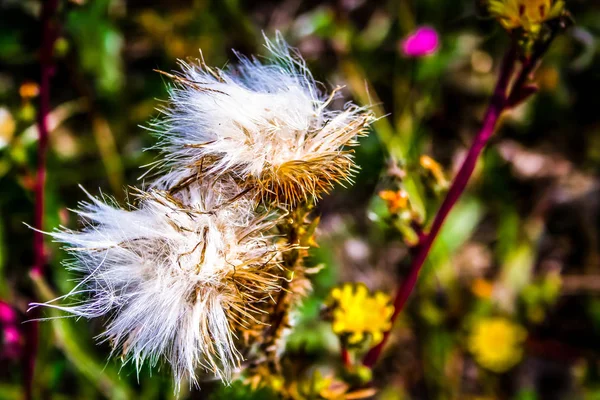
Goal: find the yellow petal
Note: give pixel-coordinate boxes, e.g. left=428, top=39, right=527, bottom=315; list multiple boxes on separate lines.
left=331, top=287, right=341, bottom=300
left=348, top=332, right=364, bottom=344
left=371, top=331, right=383, bottom=345
left=332, top=320, right=345, bottom=333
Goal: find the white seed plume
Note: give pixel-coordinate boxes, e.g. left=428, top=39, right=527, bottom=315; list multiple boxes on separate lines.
left=29, top=33, right=366, bottom=390
left=33, top=183, right=282, bottom=388
left=147, top=34, right=372, bottom=205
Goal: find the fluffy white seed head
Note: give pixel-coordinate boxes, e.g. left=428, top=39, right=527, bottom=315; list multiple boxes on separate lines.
left=147, top=34, right=372, bottom=205
left=35, top=183, right=282, bottom=388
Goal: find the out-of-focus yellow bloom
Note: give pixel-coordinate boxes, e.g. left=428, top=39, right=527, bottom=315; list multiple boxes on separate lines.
left=468, top=317, right=527, bottom=373
left=19, top=81, right=40, bottom=99
left=471, top=278, right=494, bottom=299
left=488, top=0, right=565, bottom=34
left=420, top=155, right=448, bottom=188
left=292, top=370, right=377, bottom=400
left=330, top=283, right=394, bottom=346
left=0, top=108, right=15, bottom=148
left=464, top=397, right=496, bottom=400
left=537, top=66, right=560, bottom=91
left=379, top=189, right=409, bottom=214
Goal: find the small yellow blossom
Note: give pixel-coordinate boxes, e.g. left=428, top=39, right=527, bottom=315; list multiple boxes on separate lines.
left=420, top=155, right=448, bottom=188
left=471, top=278, right=494, bottom=299
left=379, top=189, right=409, bottom=214
left=329, top=283, right=394, bottom=346
left=468, top=317, right=527, bottom=373
left=19, top=81, right=40, bottom=99
left=488, top=0, right=565, bottom=34
left=294, top=370, right=377, bottom=400
left=0, top=108, right=16, bottom=148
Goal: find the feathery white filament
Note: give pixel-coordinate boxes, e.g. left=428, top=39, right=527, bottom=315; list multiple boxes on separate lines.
left=147, top=33, right=370, bottom=200
left=30, top=33, right=367, bottom=390
left=35, top=185, right=280, bottom=388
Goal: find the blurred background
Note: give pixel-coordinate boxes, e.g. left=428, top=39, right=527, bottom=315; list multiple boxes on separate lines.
left=1, top=0, right=600, bottom=399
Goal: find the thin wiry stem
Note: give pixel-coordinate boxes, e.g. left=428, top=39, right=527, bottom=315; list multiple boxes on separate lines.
left=26, top=0, right=59, bottom=398
left=341, top=346, right=352, bottom=368
left=32, top=0, right=59, bottom=277
left=362, top=44, right=520, bottom=368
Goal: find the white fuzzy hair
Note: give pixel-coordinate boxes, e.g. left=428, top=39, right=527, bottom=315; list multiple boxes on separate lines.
left=146, top=33, right=371, bottom=203
left=32, top=183, right=282, bottom=388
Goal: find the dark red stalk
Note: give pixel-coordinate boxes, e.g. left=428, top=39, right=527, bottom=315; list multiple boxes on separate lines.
left=362, top=45, right=519, bottom=368
left=341, top=346, right=351, bottom=368
left=32, top=0, right=59, bottom=276
left=26, top=1, right=59, bottom=399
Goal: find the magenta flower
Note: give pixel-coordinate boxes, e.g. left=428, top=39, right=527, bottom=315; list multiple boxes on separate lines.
left=2, top=325, right=22, bottom=359
left=401, top=26, right=439, bottom=57
left=0, top=301, right=21, bottom=360
left=4, top=326, right=19, bottom=344
left=0, top=302, right=16, bottom=324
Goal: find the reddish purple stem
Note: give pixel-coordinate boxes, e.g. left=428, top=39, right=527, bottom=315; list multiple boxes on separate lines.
left=362, top=46, right=519, bottom=368
left=32, top=0, right=58, bottom=276
left=26, top=1, right=59, bottom=399
left=341, top=346, right=352, bottom=368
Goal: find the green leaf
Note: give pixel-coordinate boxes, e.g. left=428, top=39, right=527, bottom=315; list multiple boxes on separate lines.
left=426, top=196, right=484, bottom=273
left=32, top=275, right=134, bottom=400
left=209, top=380, right=279, bottom=400
left=65, top=0, right=124, bottom=96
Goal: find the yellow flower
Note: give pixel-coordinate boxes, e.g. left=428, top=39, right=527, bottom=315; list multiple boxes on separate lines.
left=471, top=278, right=494, bottom=299
left=379, top=190, right=409, bottom=214
left=467, top=317, right=527, bottom=373
left=19, top=81, right=40, bottom=99
left=420, top=155, right=448, bottom=188
left=329, top=283, right=394, bottom=346
left=0, top=108, right=15, bottom=148
left=488, top=0, right=565, bottom=33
